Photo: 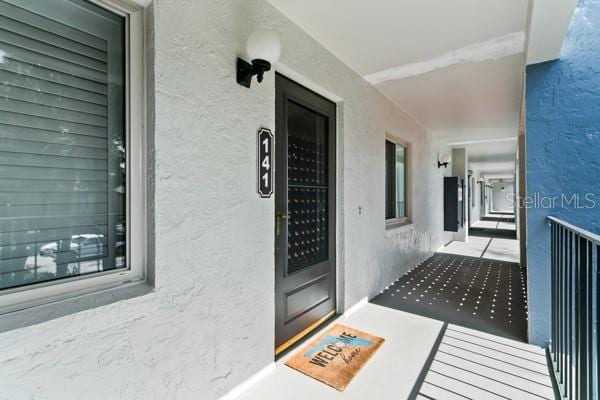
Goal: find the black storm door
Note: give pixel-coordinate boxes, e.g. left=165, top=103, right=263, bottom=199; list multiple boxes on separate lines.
left=274, top=74, right=336, bottom=355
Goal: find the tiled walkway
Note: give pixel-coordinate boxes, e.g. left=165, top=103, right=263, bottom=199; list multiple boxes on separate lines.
left=441, top=214, right=520, bottom=262
left=236, top=214, right=547, bottom=399
left=471, top=215, right=517, bottom=239
left=375, top=213, right=527, bottom=341
left=238, top=304, right=551, bottom=399
left=371, top=253, right=528, bottom=341
left=438, top=236, right=520, bottom=263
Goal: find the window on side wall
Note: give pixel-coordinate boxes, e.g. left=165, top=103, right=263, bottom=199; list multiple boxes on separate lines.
left=0, top=0, right=145, bottom=314
left=385, top=139, right=409, bottom=226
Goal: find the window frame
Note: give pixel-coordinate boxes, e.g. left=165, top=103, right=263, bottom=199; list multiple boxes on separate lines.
left=0, top=0, right=147, bottom=315
left=480, top=181, right=485, bottom=207
left=384, top=134, right=411, bottom=228
left=471, top=177, right=475, bottom=208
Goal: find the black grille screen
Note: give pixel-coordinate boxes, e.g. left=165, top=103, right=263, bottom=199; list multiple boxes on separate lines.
left=286, top=101, right=329, bottom=273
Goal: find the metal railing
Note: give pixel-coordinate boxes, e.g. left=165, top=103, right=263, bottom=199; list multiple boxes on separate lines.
left=548, top=216, right=599, bottom=400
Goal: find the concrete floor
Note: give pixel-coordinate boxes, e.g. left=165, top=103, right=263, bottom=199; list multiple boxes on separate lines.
left=483, top=238, right=520, bottom=263
left=239, top=303, right=444, bottom=400
left=237, top=303, right=552, bottom=399
left=471, top=220, right=516, bottom=231
left=439, top=233, right=520, bottom=263
left=237, top=216, right=539, bottom=399
left=417, top=324, right=553, bottom=400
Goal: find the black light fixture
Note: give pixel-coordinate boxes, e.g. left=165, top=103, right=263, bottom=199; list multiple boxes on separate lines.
left=237, top=28, right=281, bottom=88
left=438, top=153, right=451, bottom=168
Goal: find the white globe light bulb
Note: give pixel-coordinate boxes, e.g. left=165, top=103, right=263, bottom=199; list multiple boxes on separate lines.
left=246, top=28, right=281, bottom=65
left=440, top=153, right=452, bottom=164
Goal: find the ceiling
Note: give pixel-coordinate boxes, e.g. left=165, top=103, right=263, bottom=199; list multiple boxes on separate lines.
left=527, top=0, right=579, bottom=64
left=375, top=54, right=524, bottom=142
left=269, top=0, right=576, bottom=176
left=454, top=139, right=518, bottom=177
left=269, top=0, right=528, bottom=76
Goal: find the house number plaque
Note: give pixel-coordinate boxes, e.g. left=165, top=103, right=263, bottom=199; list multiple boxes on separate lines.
left=257, top=128, right=274, bottom=198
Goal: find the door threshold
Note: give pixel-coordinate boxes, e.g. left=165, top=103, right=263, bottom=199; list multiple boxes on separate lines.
left=275, top=310, right=337, bottom=358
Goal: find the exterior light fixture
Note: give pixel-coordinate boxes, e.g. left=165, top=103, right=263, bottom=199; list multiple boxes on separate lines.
left=438, top=153, right=451, bottom=168
left=237, top=28, right=281, bottom=88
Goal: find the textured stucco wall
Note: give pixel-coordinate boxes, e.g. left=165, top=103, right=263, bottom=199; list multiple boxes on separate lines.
left=526, top=0, right=600, bottom=346
left=0, top=1, right=446, bottom=399
left=451, top=148, right=468, bottom=241
left=468, top=168, right=483, bottom=224
left=491, top=181, right=514, bottom=212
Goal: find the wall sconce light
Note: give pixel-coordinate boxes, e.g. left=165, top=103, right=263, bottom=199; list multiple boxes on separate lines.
left=237, top=28, right=281, bottom=88
left=438, top=153, right=451, bottom=168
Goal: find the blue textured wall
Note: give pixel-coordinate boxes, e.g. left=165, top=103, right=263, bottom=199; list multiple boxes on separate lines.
left=526, top=0, right=600, bottom=346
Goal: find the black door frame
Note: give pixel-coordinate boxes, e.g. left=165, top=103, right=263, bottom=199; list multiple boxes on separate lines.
left=274, top=73, right=337, bottom=356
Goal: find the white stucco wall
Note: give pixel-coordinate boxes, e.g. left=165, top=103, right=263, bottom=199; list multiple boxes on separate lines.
left=0, top=1, right=446, bottom=399
left=451, top=148, right=468, bottom=241
left=468, top=168, right=483, bottom=224
left=491, top=181, right=515, bottom=212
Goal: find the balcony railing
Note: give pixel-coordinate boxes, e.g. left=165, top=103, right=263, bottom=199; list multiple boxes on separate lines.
left=548, top=216, right=599, bottom=399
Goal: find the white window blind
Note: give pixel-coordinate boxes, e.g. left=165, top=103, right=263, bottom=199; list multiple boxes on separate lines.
left=0, top=0, right=126, bottom=290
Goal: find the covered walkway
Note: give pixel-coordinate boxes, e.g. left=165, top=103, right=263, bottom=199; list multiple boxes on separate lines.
left=373, top=253, right=528, bottom=341
left=238, top=303, right=551, bottom=400
left=238, top=231, right=544, bottom=399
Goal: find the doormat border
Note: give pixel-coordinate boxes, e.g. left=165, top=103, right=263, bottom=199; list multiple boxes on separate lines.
left=285, top=323, right=385, bottom=391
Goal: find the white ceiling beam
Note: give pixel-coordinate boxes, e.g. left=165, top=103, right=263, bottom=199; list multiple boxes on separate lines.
left=363, top=32, right=525, bottom=85
left=527, top=0, right=578, bottom=64
left=447, top=137, right=518, bottom=146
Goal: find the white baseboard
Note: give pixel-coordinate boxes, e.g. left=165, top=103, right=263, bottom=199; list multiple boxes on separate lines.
left=436, top=244, right=447, bottom=252
left=219, top=362, right=276, bottom=400
left=343, top=296, right=369, bottom=319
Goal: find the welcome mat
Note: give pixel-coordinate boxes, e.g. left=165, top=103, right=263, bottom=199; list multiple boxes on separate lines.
left=285, top=324, right=385, bottom=391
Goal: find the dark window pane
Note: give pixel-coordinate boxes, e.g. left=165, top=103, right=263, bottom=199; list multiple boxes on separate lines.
left=385, top=140, right=396, bottom=219
left=395, top=145, right=406, bottom=218
left=386, top=141, right=407, bottom=220
left=0, top=0, right=126, bottom=290
left=287, top=101, right=328, bottom=187
left=287, top=100, right=329, bottom=273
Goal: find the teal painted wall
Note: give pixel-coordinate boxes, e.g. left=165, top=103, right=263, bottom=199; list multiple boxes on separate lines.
left=526, top=0, right=600, bottom=345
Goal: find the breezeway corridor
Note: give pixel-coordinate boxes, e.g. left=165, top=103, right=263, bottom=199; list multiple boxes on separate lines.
left=441, top=214, right=519, bottom=263
left=239, top=303, right=554, bottom=400
left=239, top=302, right=551, bottom=400
left=4, top=1, right=599, bottom=399
left=238, top=212, right=549, bottom=399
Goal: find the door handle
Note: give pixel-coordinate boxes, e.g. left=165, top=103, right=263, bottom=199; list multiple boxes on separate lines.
left=276, top=212, right=290, bottom=236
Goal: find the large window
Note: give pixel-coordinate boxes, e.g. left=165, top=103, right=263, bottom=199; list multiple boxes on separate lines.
left=385, top=139, right=408, bottom=222
left=0, top=0, right=145, bottom=312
